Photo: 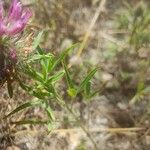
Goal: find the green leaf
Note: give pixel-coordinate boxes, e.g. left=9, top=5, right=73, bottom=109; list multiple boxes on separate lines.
left=32, top=31, right=44, bottom=50
left=130, top=86, right=150, bottom=104
left=52, top=44, right=78, bottom=70
left=85, top=81, right=91, bottom=96
left=45, top=106, right=55, bottom=121
left=28, top=53, right=54, bottom=62
left=137, top=81, right=145, bottom=92
left=47, top=122, right=55, bottom=132
left=67, top=88, right=77, bottom=97
left=41, top=59, right=48, bottom=80
left=63, top=62, right=74, bottom=88
left=84, top=81, right=98, bottom=100
left=24, top=65, right=44, bottom=82
left=4, top=100, right=42, bottom=119
left=11, top=119, right=47, bottom=125
left=17, top=77, right=31, bottom=91
left=7, top=81, right=13, bottom=98
left=63, top=62, right=77, bottom=97
left=47, top=70, right=65, bottom=84
left=41, top=100, right=55, bottom=121
left=37, top=46, right=44, bottom=55
left=88, top=91, right=99, bottom=99
left=77, top=68, right=97, bottom=93
left=31, top=90, right=48, bottom=99
left=130, top=93, right=143, bottom=104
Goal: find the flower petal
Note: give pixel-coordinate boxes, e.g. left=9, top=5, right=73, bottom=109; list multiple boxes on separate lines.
left=21, top=9, right=32, bottom=23
left=8, top=0, right=22, bottom=21
left=0, top=21, right=6, bottom=36
left=0, top=2, right=4, bottom=19
left=6, top=20, right=25, bottom=35
left=9, top=49, right=17, bottom=63
left=6, top=9, right=32, bottom=36
left=0, top=0, right=32, bottom=36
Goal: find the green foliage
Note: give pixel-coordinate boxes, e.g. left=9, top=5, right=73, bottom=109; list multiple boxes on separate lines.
left=116, top=2, right=150, bottom=49
left=4, top=39, right=97, bottom=130
left=130, top=85, right=150, bottom=104
left=113, top=2, right=150, bottom=105
left=76, top=140, right=87, bottom=150
left=32, top=31, right=44, bottom=50
left=4, top=99, right=42, bottom=119
left=63, top=62, right=98, bottom=99
left=7, top=81, right=13, bottom=98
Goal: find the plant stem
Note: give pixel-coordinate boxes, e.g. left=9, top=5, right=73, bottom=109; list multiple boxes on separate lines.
left=55, top=94, right=98, bottom=150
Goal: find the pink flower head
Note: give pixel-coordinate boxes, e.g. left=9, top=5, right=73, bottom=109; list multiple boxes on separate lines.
left=0, top=0, right=32, bottom=36
left=9, top=49, right=17, bottom=64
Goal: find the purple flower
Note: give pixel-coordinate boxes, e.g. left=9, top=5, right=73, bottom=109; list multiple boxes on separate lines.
left=0, top=0, right=32, bottom=36
left=9, top=49, right=17, bottom=64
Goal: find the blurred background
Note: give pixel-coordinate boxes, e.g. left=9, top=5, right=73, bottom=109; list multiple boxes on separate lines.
left=0, top=0, right=150, bottom=149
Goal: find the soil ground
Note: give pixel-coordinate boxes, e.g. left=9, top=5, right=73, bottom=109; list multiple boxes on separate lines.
left=0, top=0, right=149, bottom=150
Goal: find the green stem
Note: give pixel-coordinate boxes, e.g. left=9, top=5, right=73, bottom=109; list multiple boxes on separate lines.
left=55, top=94, right=98, bottom=150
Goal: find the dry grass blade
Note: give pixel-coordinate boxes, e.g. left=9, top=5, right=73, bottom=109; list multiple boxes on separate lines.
left=77, top=0, right=106, bottom=57
left=12, top=127, right=145, bottom=137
